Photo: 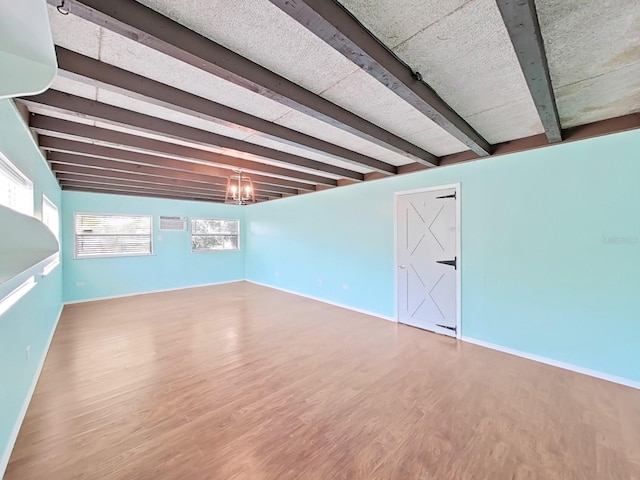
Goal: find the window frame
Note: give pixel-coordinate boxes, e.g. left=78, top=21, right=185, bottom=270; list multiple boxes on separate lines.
left=191, top=217, right=240, bottom=253
left=0, top=150, right=34, bottom=216
left=74, top=212, right=154, bottom=259
left=42, top=194, right=59, bottom=240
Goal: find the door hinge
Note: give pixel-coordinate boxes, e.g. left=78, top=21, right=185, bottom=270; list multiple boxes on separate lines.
left=436, top=257, right=457, bottom=270
left=436, top=192, right=456, bottom=199
left=436, top=324, right=457, bottom=333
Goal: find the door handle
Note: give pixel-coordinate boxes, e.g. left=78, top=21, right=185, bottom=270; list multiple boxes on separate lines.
left=398, top=265, right=406, bottom=269
left=436, top=257, right=457, bottom=270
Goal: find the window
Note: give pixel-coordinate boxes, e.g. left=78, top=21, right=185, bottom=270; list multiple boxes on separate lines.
left=191, top=218, right=239, bottom=252
left=42, top=195, right=59, bottom=240
left=41, top=195, right=61, bottom=274
left=0, top=276, right=36, bottom=317
left=74, top=213, right=153, bottom=258
left=0, top=151, right=33, bottom=216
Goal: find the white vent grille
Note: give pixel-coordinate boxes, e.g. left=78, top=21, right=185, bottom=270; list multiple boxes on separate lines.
left=159, top=216, right=187, bottom=231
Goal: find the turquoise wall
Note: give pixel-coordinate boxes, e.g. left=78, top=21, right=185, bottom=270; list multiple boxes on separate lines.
left=62, top=192, right=245, bottom=302
left=245, top=129, right=640, bottom=382
left=0, top=100, right=63, bottom=472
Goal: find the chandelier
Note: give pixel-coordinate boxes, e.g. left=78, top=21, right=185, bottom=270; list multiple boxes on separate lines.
left=225, top=171, right=255, bottom=205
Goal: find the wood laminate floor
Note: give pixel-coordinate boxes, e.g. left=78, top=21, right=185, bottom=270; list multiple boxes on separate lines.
left=5, top=282, right=640, bottom=479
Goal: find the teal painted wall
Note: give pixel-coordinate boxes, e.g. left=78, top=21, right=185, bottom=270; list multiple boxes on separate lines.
left=62, top=191, right=245, bottom=302
left=245, top=129, right=640, bottom=382
left=0, top=100, right=63, bottom=472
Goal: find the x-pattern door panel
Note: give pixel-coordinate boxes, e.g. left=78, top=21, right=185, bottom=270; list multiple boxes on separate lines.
left=397, top=187, right=458, bottom=336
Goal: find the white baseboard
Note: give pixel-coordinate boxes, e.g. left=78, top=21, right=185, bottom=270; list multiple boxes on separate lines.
left=246, top=280, right=396, bottom=323
left=461, top=336, right=640, bottom=390
left=0, top=304, right=64, bottom=478
left=64, top=279, right=245, bottom=305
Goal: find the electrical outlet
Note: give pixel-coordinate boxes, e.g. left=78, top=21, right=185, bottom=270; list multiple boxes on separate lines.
left=76, top=281, right=85, bottom=287
left=25, top=345, right=30, bottom=360
left=343, top=284, right=349, bottom=291
left=275, top=271, right=280, bottom=277
left=318, top=278, right=322, bottom=286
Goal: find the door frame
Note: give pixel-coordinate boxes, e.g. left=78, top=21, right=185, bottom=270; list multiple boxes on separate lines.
left=394, top=183, right=462, bottom=339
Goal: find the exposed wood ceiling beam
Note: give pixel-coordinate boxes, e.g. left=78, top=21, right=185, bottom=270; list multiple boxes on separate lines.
left=60, top=180, right=269, bottom=202
left=496, top=0, right=562, bottom=143
left=42, top=139, right=313, bottom=192
left=48, top=155, right=298, bottom=196
left=56, top=169, right=224, bottom=193
left=59, top=180, right=226, bottom=199
left=22, top=91, right=362, bottom=181
left=54, top=47, right=397, bottom=176
left=268, top=0, right=491, bottom=157
left=45, top=0, right=438, bottom=167
left=30, top=114, right=336, bottom=187
left=61, top=185, right=231, bottom=203
left=55, top=171, right=231, bottom=197
left=58, top=176, right=230, bottom=198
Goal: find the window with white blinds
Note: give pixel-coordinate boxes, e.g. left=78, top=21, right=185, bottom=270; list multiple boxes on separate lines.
left=0, top=151, right=33, bottom=216
left=191, top=218, right=240, bottom=252
left=42, top=195, right=59, bottom=240
left=74, top=213, right=153, bottom=258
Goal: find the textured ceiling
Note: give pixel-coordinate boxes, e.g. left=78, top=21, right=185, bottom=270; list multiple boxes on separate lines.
left=17, top=0, right=640, bottom=203
left=536, top=0, right=640, bottom=127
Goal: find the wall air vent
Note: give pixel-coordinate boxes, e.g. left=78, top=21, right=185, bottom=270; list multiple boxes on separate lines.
left=159, top=216, right=187, bottom=231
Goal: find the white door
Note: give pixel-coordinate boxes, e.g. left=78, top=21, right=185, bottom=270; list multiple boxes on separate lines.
left=396, top=185, right=459, bottom=337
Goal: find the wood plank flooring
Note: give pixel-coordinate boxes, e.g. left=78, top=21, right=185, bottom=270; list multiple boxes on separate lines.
left=5, top=282, right=640, bottom=479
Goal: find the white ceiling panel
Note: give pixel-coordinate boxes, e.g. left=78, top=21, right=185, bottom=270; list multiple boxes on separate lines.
left=134, top=0, right=361, bottom=95
left=555, top=62, right=640, bottom=128
left=27, top=104, right=96, bottom=126
left=320, top=69, right=467, bottom=155
left=50, top=75, right=98, bottom=100
left=464, top=98, right=545, bottom=144
left=338, top=0, right=469, bottom=49
left=401, top=125, right=469, bottom=157
left=97, top=29, right=293, bottom=123
left=95, top=88, right=254, bottom=141
left=243, top=134, right=373, bottom=174
left=46, top=5, right=101, bottom=59
left=536, top=0, right=640, bottom=88
left=536, top=0, right=640, bottom=127
left=273, top=110, right=416, bottom=166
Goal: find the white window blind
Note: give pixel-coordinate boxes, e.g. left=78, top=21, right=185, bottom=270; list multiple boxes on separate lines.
left=0, top=151, right=33, bottom=216
left=191, top=218, right=239, bottom=252
left=75, top=213, right=153, bottom=258
left=42, top=195, right=59, bottom=240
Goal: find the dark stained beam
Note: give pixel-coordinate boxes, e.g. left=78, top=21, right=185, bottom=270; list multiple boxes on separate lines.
left=496, top=0, right=562, bottom=143
left=59, top=179, right=272, bottom=201
left=54, top=46, right=397, bottom=176
left=48, top=155, right=297, bottom=196
left=56, top=171, right=226, bottom=195
left=58, top=176, right=229, bottom=198
left=45, top=0, right=438, bottom=166
left=59, top=180, right=276, bottom=202
left=268, top=0, right=491, bottom=157
left=30, top=115, right=336, bottom=187
left=55, top=170, right=281, bottom=199
left=22, top=91, right=362, bottom=181
left=61, top=186, right=228, bottom=203
left=59, top=181, right=226, bottom=200
left=42, top=140, right=312, bottom=192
